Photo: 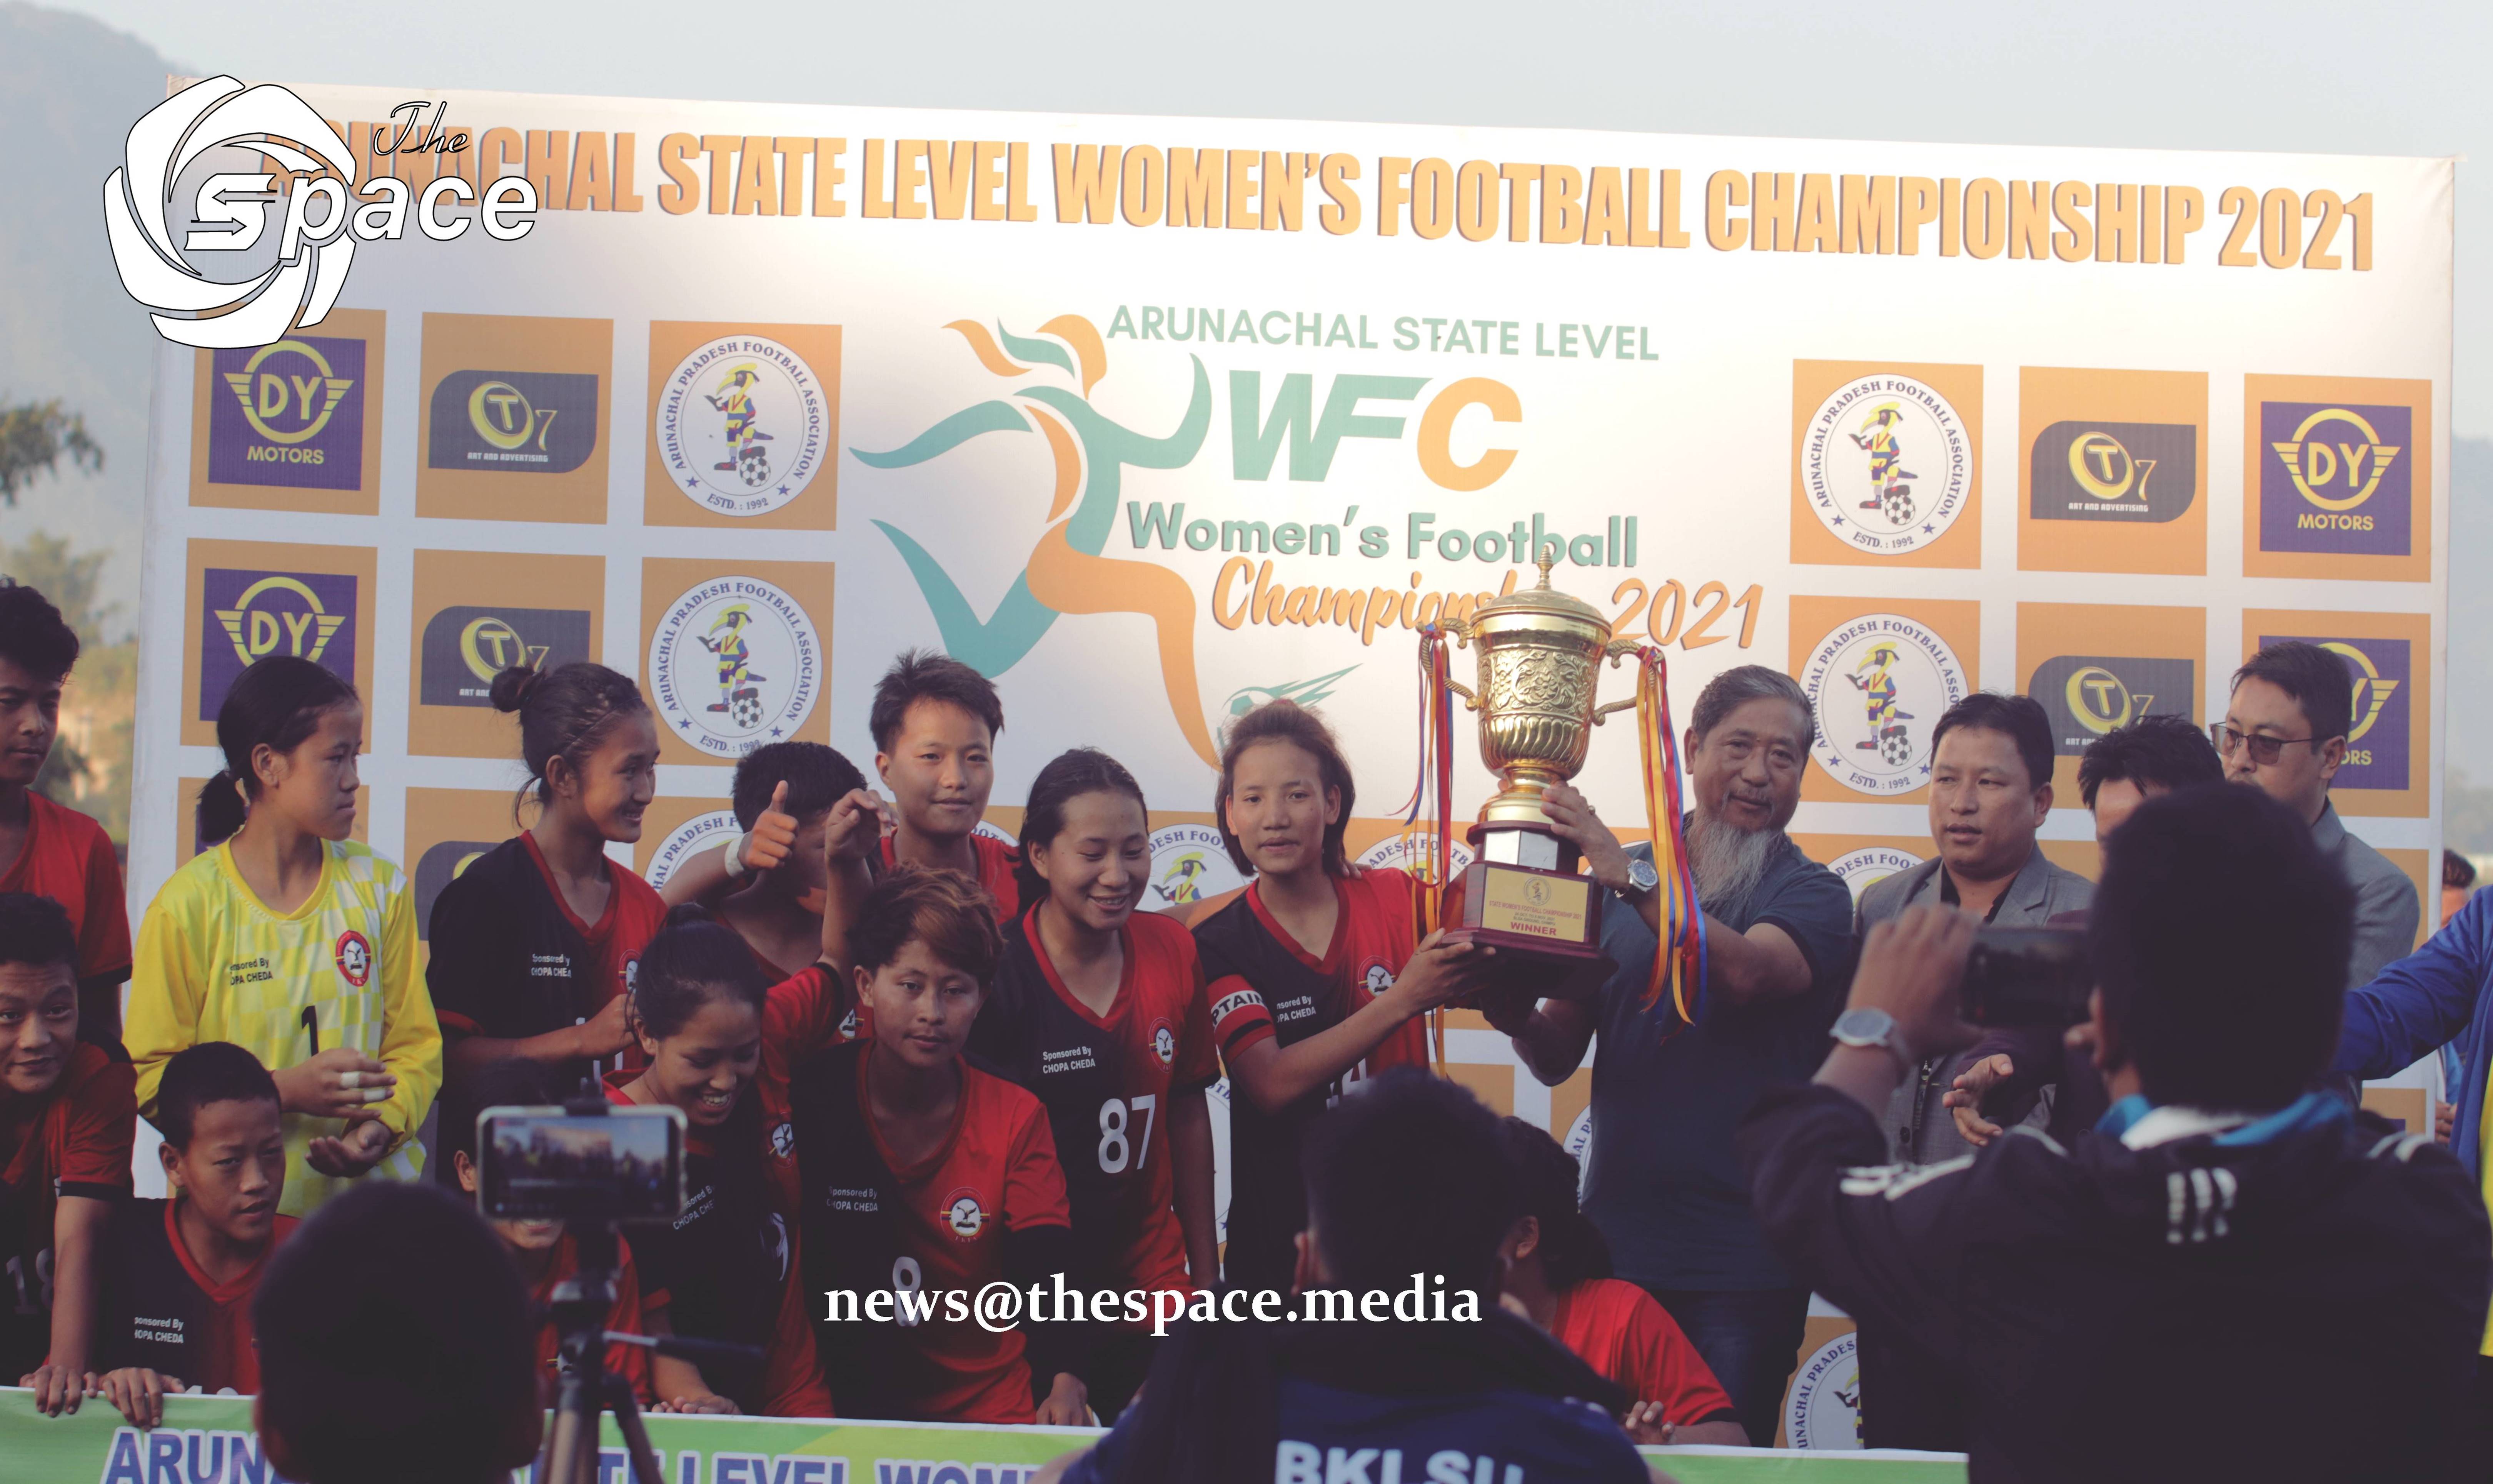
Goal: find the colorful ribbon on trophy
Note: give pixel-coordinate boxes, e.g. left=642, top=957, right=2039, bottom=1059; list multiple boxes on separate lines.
left=1632, top=645, right=1708, bottom=1029
left=1395, top=624, right=1460, bottom=1073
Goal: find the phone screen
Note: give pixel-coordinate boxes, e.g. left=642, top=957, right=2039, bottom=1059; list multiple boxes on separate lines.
left=474, top=1104, right=686, bottom=1222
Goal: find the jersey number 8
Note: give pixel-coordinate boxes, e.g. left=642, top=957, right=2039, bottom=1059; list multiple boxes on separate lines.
left=1098, top=1094, right=1157, bottom=1174
left=891, top=1255, right=923, bottom=1327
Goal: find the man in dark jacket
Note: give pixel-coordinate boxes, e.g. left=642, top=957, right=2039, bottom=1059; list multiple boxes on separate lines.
left=1739, top=784, right=2487, bottom=1482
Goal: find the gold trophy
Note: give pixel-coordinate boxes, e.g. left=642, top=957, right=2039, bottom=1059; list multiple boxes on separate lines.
left=1434, top=550, right=1643, bottom=962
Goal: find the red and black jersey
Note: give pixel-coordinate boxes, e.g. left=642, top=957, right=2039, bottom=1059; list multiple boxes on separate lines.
left=970, top=908, right=1217, bottom=1307
left=1193, top=867, right=1425, bottom=1291
left=881, top=833, right=1020, bottom=922
left=94, top=1197, right=297, bottom=1393
left=1550, top=1278, right=1737, bottom=1426
left=1, top=792, right=131, bottom=1006
left=426, top=832, right=667, bottom=1095
left=789, top=1039, right=1071, bottom=1424
left=528, top=1231, right=655, bottom=1407
left=0, top=1042, right=135, bottom=1376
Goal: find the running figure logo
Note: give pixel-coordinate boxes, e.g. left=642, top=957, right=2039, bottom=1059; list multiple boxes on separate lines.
left=1846, top=640, right=1916, bottom=766
left=707, top=363, right=776, bottom=489
left=701, top=604, right=768, bottom=727
left=1849, top=404, right=1917, bottom=525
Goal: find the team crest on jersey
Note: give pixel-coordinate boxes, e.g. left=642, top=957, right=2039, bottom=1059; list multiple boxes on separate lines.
left=838, top=1007, right=860, bottom=1040
left=656, top=335, right=828, bottom=517
left=770, top=1120, right=795, bottom=1159
left=332, top=930, right=372, bottom=987
left=941, top=1187, right=989, bottom=1239
left=648, top=575, right=821, bottom=757
left=1360, top=960, right=1395, bottom=996
left=1149, top=1019, right=1176, bottom=1068
left=1800, top=614, right=1970, bottom=794
left=1800, top=373, right=1971, bottom=555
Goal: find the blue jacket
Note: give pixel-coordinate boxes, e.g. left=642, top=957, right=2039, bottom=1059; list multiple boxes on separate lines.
left=2336, top=888, right=2493, bottom=1179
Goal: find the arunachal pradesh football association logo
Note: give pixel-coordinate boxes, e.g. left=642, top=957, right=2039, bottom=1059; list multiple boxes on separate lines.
left=1801, top=375, right=1971, bottom=554
left=1353, top=831, right=1477, bottom=880
left=1784, top=1333, right=1864, bottom=1450
left=2029, top=422, right=2197, bottom=522
left=207, top=336, right=367, bottom=491
left=417, top=606, right=592, bottom=707
left=657, top=337, right=828, bottom=517
left=2258, top=403, right=2412, bottom=556
left=427, top=371, right=599, bottom=474
left=413, top=840, right=494, bottom=942
left=646, top=810, right=739, bottom=890
left=199, top=569, right=356, bottom=721
left=1802, top=615, right=1970, bottom=793
left=1829, top=847, right=1926, bottom=904
left=1148, top=824, right=1246, bottom=909
left=2029, top=656, right=2195, bottom=755
left=647, top=577, right=820, bottom=758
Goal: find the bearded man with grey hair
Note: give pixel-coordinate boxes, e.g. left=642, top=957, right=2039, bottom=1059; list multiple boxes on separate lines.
left=1481, top=664, right=1856, bottom=1451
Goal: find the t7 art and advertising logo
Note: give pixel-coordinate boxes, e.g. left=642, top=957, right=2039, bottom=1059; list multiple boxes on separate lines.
left=417, top=606, right=592, bottom=707
left=2029, top=422, right=2197, bottom=523
left=413, top=840, right=495, bottom=942
left=647, top=577, right=821, bottom=757
left=102, top=76, right=535, bottom=347
left=198, top=569, right=356, bottom=720
left=656, top=337, right=828, bottom=517
left=2258, top=403, right=2411, bottom=557
left=426, top=371, right=599, bottom=474
left=1800, top=615, right=1970, bottom=794
left=2029, top=656, right=2195, bottom=755
left=205, top=335, right=366, bottom=491
left=1800, top=375, right=1971, bottom=555
left=2262, top=633, right=2410, bottom=791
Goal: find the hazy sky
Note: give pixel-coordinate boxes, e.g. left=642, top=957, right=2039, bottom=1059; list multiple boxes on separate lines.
left=44, top=0, right=2486, bottom=435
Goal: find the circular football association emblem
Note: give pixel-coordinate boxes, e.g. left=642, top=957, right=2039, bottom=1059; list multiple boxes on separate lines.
left=648, top=576, right=821, bottom=758
left=1801, top=614, right=1970, bottom=795
left=941, top=1188, right=989, bottom=1240
left=656, top=335, right=828, bottom=517
left=645, top=809, right=739, bottom=890
left=1784, top=1333, right=1864, bottom=1450
left=1829, top=846, right=1926, bottom=904
left=1800, top=374, right=1971, bottom=554
left=332, top=930, right=372, bottom=988
left=1564, top=1109, right=1594, bottom=1200
left=1353, top=830, right=1476, bottom=879
left=1148, top=823, right=1246, bottom=909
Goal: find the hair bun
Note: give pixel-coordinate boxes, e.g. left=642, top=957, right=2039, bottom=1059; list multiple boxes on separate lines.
left=661, top=901, right=715, bottom=931
left=488, top=664, right=542, bottom=714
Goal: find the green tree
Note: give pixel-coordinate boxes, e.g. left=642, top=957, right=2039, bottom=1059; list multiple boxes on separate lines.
left=0, top=401, right=104, bottom=504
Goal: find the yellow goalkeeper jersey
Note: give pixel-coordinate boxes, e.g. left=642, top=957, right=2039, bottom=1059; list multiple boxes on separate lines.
left=128, top=838, right=440, bottom=1216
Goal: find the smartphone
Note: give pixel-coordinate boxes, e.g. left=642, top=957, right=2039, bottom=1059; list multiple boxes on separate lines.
left=1959, top=926, right=2093, bottom=1028
left=474, top=1104, right=686, bottom=1223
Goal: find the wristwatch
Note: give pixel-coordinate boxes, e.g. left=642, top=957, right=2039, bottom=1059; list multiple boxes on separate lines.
left=1831, top=1007, right=1910, bottom=1070
left=1615, top=856, right=1659, bottom=902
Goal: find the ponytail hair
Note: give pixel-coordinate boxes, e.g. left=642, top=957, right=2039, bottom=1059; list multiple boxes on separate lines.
left=1498, top=1116, right=1612, bottom=1291
left=492, top=661, right=648, bottom=822
left=1213, top=699, right=1355, bottom=878
left=198, top=656, right=359, bottom=848
left=1010, top=747, right=1148, bottom=915
left=632, top=903, right=769, bottom=1040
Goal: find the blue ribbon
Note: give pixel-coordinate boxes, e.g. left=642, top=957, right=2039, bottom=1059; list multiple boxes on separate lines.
left=2093, top=1089, right=2349, bottom=1147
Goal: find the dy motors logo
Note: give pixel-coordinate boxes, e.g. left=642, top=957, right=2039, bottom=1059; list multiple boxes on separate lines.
left=2029, top=656, right=2195, bottom=755
left=199, top=568, right=356, bottom=719
left=2258, top=403, right=2412, bottom=557
left=2263, top=634, right=2410, bottom=790
left=206, top=334, right=367, bottom=491
left=103, top=76, right=537, bottom=347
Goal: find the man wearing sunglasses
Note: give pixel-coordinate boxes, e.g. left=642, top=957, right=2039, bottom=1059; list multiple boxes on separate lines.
left=2218, top=641, right=2421, bottom=990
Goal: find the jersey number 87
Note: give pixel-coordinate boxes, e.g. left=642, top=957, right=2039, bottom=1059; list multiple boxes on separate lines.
left=1098, top=1094, right=1157, bottom=1173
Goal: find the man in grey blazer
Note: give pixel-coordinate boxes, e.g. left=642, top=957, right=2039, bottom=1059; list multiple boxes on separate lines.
left=2219, top=641, right=2421, bottom=990
left=1854, top=692, right=2093, bottom=1168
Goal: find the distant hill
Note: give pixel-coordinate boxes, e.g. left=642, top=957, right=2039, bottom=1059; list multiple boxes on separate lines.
left=0, top=1, right=182, bottom=631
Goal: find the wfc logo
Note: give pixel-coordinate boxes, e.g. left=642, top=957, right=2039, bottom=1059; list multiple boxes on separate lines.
left=103, top=76, right=536, bottom=348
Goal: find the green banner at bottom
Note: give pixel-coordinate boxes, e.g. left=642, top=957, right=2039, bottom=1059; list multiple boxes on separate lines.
left=2, top=1387, right=1967, bottom=1482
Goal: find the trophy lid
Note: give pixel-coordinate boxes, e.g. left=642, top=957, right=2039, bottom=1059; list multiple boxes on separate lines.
left=1471, top=547, right=1609, bottom=630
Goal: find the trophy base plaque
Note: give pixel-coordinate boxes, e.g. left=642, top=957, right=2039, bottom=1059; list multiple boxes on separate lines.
left=1448, top=855, right=1602, bottom=962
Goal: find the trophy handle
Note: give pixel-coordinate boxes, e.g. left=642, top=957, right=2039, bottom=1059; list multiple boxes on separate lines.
left=1589, top=638, right=1649, bottom=726
left=1447, top=676, right=1481, bottom=710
